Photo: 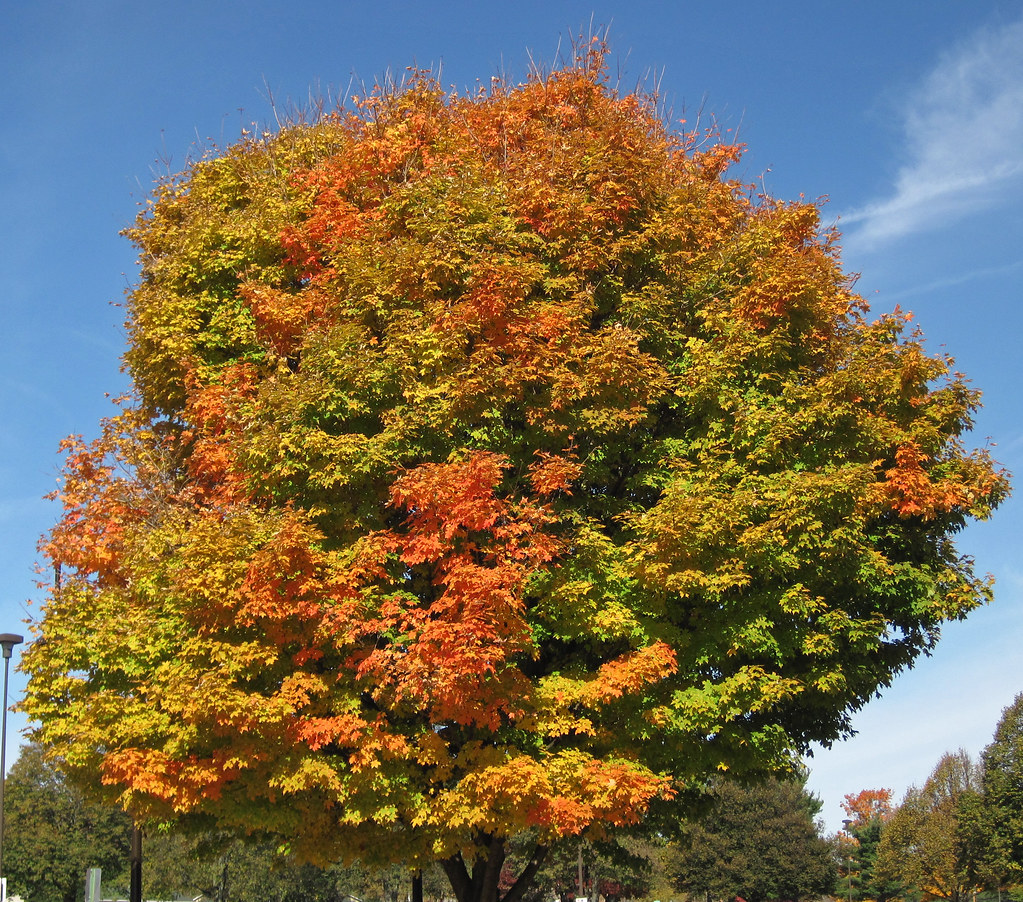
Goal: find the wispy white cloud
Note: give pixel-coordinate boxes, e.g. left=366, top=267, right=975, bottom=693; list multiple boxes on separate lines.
left=842, top=15, right=1023, bottom=252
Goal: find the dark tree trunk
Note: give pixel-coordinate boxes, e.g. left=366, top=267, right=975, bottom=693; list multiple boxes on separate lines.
left=442, top=838, right=548, bottom=902
left=130, top=822, right=143, bottom=902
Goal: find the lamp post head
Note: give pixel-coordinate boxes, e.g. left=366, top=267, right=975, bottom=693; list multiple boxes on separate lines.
left=0, top=635, right=22, bottom=660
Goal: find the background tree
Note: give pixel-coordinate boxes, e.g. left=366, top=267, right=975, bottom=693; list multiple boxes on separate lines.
left=3, top=742, right=131, bottom=902
left=840, top=788, right=903, bottom=902
left=670, top=775, right=837, bottom=902
left=143, top=829, right=448, bottom=902
left=517, top=834, right=656, bottom=902
left=22, top=37, right=1007, bottom=902
left=876, top=751, right=988, bottom=902
left=143, top=831, right=322, bottom=902
left=981, top=692, right=1023, bottom=892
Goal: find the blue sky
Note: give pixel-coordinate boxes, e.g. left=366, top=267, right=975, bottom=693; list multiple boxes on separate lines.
left=1, top=0, right=1020, bottom=835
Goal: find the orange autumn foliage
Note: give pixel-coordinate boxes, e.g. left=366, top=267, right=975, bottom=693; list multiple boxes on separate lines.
left=842, top=787, right=895, bottom=828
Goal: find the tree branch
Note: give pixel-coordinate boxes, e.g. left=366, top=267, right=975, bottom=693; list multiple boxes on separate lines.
left=442, top=854, right=473, bottom=902
left=501, top=844, right=549, bottom=902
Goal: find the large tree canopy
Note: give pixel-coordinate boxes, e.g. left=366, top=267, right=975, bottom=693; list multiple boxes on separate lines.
left=22, top=41, right=1007, bottom=902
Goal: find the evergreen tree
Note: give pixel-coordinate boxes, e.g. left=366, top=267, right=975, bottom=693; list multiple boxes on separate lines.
left=981, top=692, right=1023, bottom=890
left=671, top=775, right=837, bottom=902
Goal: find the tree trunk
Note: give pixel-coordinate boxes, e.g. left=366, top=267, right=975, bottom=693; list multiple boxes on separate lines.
left=130, top=822, right=143, bottom=902
left=442, top=837, right=548, bottom=902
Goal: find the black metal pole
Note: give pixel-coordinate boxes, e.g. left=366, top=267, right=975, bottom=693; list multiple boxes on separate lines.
left=842, top=818, right=854, bottom=902
left=0, top=651, right=8, bottom=895
left=0, top=633, right=23, bottom=900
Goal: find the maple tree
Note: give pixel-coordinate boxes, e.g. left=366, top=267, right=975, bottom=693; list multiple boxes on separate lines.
left=22, top=39, right=1008, bottom=902
left=840, top=789, right=902, bottom=902
left=842, top=788, right=895, bottom=828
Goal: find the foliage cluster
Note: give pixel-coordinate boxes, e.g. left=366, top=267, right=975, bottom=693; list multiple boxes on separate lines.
left=21, top=38, right=1007, bottom=902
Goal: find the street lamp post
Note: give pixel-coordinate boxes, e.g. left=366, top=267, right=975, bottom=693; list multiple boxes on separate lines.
left=0, top=633, right=23, bottom=902
left=842, top=818, right=855, bottom=902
